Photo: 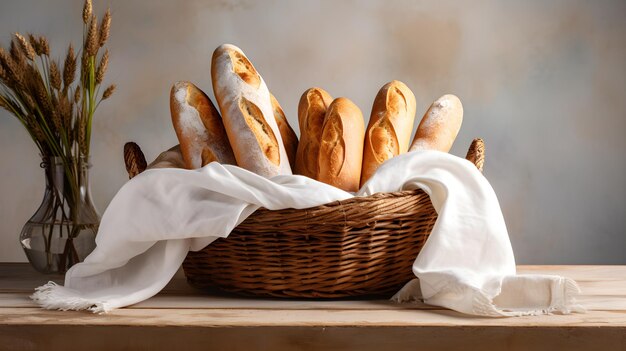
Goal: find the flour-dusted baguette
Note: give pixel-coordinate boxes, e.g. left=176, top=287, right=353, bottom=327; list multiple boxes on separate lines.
left=409, top=94, right=463, bottom=153
left=294, top=87, right=333, bottom=178
left=170, top=81, right=236, bottom=169
left=270, top=93, right=298, bottom=168
left=211, top=44, right=291, bottom=177
left=360, top=80, right=416, bottom=186
left=317, top=97, right=365, bottom=192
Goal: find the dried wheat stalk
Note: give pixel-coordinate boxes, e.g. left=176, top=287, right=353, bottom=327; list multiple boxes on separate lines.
left=0, top=0, right=114, bottom=160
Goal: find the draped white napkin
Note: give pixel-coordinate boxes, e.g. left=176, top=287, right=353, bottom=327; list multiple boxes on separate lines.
left=31, top=149, right=584, bottom=316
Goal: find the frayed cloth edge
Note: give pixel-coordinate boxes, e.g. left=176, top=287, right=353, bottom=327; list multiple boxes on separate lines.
left=30, top=281, right=109, bottom=314
left=390, top=276, right=587, bottom=317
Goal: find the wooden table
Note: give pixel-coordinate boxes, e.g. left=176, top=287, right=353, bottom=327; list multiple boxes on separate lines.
left=0, top=264, right=624, bottom=350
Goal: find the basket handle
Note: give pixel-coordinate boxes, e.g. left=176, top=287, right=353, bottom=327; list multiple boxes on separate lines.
left=123, top=138, right=486, bottom=179
left=465, top=138, right=485, bottom=172
left=124, top=142, right=147, bottom=179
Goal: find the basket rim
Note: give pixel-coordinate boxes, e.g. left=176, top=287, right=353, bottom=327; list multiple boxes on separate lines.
left=122, top=138, right=484, bottom=212
left=251, top=188, right=425, bottom=214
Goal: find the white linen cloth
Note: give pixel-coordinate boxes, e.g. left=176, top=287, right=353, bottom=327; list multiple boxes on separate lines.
left=31, top=149, right=585, bottom=316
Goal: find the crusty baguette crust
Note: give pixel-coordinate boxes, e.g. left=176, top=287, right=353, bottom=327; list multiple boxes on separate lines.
left=294, top=87, right=333, bottom=178
left=317, top=97, right=364, bottom=192
left=170, top=81, right=236, bottom=169
left=211, top=44, right=291, bottom=177
left=360, top=81, right=416, bottom=186
left=270, top=93, right=298, bottom=168
left=409, top=94, right=463, bottom=153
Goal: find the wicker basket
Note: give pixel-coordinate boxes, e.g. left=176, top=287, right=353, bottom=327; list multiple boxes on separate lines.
left=124, top=138, right=485, bottom=298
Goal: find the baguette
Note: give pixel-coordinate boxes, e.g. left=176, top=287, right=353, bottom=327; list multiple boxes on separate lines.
left=360, top=81, right=416, bottom=186
left=170, top=81, right=236, bottom=169
left=211, top=44, right=291, bottom=177
left=270, top=93, right=298, bottom=168
left=409, top=94, right=463, bottom=153
left=147, top=145, right=186, bottom=170
left=317, top=97, right=365, bottom=192
left=294, top=87, right=333, bottom=178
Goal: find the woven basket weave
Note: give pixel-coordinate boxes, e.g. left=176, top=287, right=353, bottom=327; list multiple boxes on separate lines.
left=124, top=138, right=485, bottom=298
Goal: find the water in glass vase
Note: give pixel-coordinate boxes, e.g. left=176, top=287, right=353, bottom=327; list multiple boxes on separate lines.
left=22, top=222, right=97, bottom=274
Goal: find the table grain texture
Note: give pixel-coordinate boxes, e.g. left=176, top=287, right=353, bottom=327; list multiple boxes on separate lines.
left=0, top=263, right=624, bottom=351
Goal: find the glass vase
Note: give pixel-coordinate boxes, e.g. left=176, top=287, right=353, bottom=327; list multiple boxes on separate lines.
left=20, top=156, right=100, bottom=274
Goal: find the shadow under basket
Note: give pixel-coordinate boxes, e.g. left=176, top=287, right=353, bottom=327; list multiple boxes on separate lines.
left=124, top=138, right=485, bottom=298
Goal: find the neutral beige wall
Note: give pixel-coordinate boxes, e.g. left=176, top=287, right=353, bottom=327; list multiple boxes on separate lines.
left=0, top=0, right=624, bottom=263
